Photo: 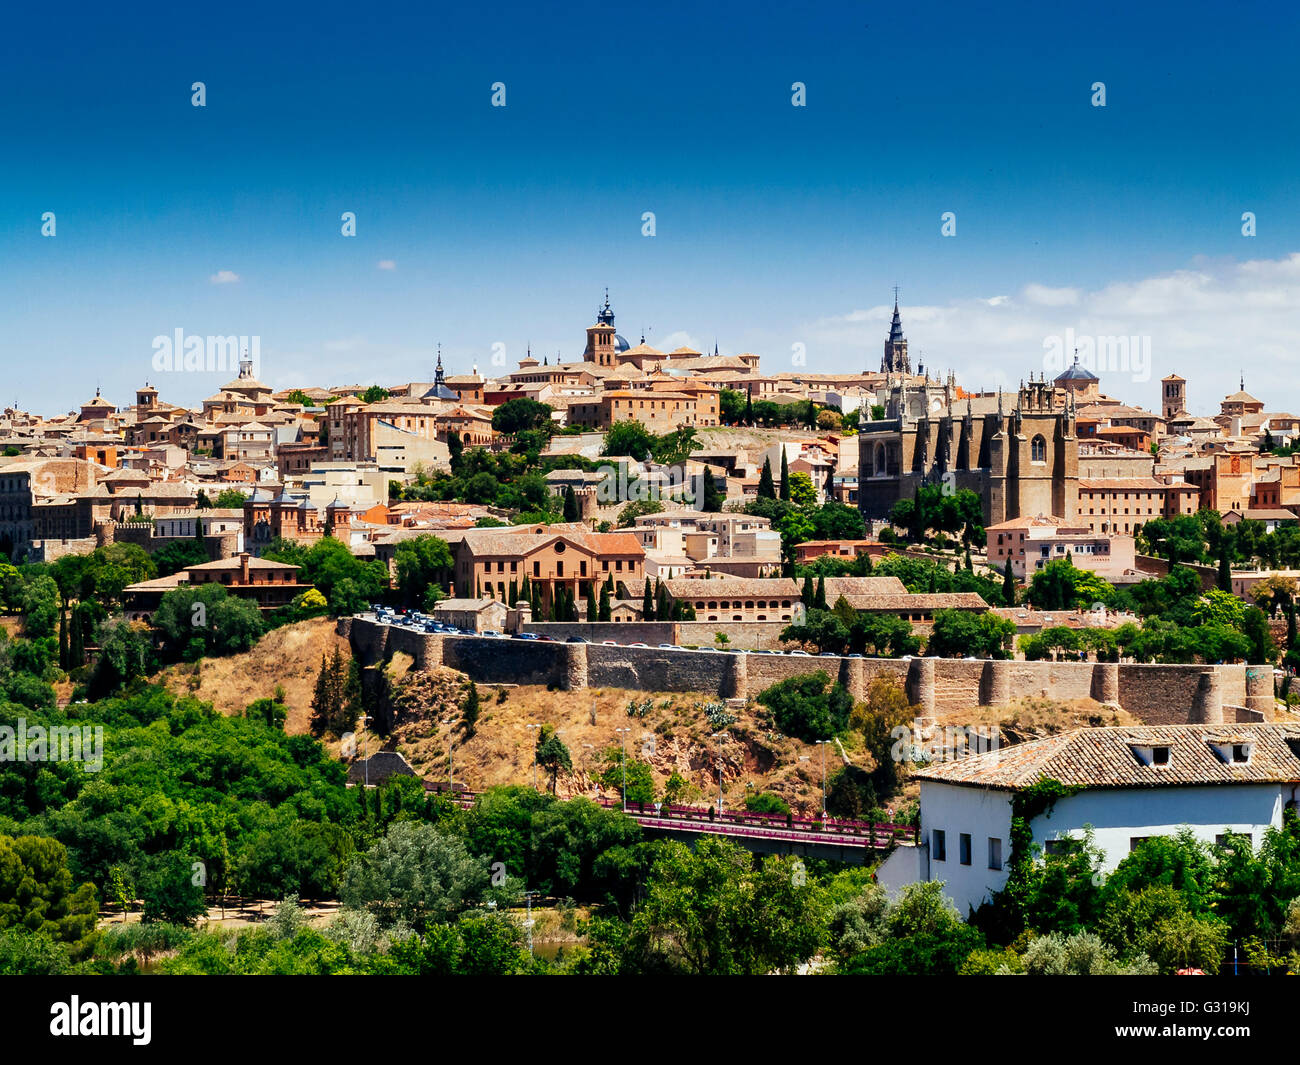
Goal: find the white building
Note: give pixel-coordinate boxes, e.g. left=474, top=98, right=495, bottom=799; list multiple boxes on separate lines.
left=877, top=724, right=1300, bottom=917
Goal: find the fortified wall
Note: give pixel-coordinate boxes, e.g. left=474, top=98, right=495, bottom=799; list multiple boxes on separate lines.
left=341, top=618, right=1275, bottom=726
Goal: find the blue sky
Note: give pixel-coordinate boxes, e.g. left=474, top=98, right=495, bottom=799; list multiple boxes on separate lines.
left=2, top=0, right=1298, bottom=415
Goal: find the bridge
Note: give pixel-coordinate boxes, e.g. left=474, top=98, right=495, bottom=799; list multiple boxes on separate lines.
left=425, top=782, right=914, bottom=864
left=596, top=799, right=915, bottom=863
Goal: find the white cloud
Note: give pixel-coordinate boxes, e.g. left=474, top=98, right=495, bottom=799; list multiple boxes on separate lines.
left=1023, top=283, right=1080, bottom=307
left=209, top=270, right=240, bottom=284
left=656, top=330, right=706, bottom=353
left=376, top=260, right=396, bottom=271
left=801, top=253, right=1300, bottom=417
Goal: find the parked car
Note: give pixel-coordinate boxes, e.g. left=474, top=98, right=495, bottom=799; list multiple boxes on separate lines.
left=658, top=643, right=677, bottom=649
left=628, top=642, right=649, bottom=648
left=481, top=630, right=504, bottom=638
left=537, top=635, right=557, bottom=642
left=788, top=650, right=811, bottom=656
left=601, top=640, right=618, bottom=646
left=566, top=636, right=589, bottom=644
left=512, top=632, right=540, bottom=641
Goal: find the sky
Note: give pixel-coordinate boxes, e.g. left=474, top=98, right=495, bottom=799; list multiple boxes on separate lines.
left=1, top=0, right=1298, bottom=417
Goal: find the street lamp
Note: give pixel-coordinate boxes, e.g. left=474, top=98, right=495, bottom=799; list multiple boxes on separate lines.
left=525, top=724, right=541, bottom=790
left=712, top=731, right=727, bottom=815
left=614, top=727, right=631, bottom=811
left=522, top=889, right=538, bottom=956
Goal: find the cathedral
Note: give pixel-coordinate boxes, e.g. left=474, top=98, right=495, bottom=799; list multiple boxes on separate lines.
left=859, top=299, right=1079, bottom=525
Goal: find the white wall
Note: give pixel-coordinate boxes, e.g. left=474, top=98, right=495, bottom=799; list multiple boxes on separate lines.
left=919, top=781, right=1014, bottom=917
left=1036, top=784, right=1286, bottom=872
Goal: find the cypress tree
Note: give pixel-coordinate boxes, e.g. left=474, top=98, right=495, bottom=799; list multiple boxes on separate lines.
left=563, top=485, right=580, bottom=523
left=757, top=458, right=775, bottom=500
left=69, top=606, right=84, bottom=668
left=509, top=579, right=518, bottom=605
left=702, top=468, right=724, bottom=512
left=463, top=680, right=480, bottom=735
left=642, top=578, right=654, bottom=618
left=310, top=654, right=332, bottom=735
left=58, top=609, right=69, bottom=670
left=656, top=583, right=671, bottom=621
left=1217, top=553, right=1232, bottom=592
left=814, top=576, right=827, bottom=610
left=779, top=450, right=790, bottom=501
left=585, top=583, right=598, bottom=621
left=1002, top=559, right=1017, bottom=606
left=598, top=583, right=612, bottom=621
left=744, top=391, right=753, bottom=425
left=801, top=574, right=815, bottom=607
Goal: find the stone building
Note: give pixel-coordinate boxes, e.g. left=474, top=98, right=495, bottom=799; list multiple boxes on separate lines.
left=858, top=375, right=1080, bottom=525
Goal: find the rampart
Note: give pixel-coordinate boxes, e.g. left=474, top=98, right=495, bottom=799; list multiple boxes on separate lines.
left=340, top=618, right=1275, bottom=725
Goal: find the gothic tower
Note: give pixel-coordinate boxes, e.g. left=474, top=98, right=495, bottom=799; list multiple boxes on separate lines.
left=881, top=290, right=911, bottom=374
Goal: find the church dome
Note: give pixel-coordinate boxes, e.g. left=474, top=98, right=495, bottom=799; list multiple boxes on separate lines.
left=615, top=334, right=630, bottom=353
left=1055, top=356, right=1098, bottom=382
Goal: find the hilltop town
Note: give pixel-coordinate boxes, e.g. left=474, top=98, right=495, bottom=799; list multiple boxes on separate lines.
left=7, top=291, right=1300, bottom=982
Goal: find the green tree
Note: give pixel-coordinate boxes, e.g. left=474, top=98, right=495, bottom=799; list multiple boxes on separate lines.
left=756, top=671, right=854, bottom=741
left=624, top=837, right=827, bottom=974
left=534, top=724, right=573, bottom=793
left=0, top=835, right=99, bottom=957
left=341, top=821, right=491, bottom=930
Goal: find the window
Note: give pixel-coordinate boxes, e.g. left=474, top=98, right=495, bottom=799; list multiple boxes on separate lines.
left=1152, top=745, right=1170, bottom=765
left=959, top=833, right=972, bottom=866
left=1129, top=836, right=1153, bottom=853
left=988, top=837, right=1002, bottom=871
left=1031, top=435, right=1046, bottom=463
left=932, top=830, right=946, bottom=862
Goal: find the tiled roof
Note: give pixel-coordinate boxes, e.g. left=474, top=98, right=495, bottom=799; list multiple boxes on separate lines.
left=914, top=724, right=1300, bottom=790
left=822, top=576, right=907, bottom=596
left=663, top=578, right=801, bottom=598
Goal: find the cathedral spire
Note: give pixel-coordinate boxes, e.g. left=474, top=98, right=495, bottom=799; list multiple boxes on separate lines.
left=434, top=343, right=445, bottom=386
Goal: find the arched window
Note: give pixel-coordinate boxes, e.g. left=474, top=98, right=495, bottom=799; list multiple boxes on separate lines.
left=874, top=443, right=887, bottom=477
left=1031, top=434, right=1047, bottom=463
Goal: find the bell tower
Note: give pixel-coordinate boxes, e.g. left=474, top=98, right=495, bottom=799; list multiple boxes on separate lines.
left=584, top=289, right=618, bottom=367
left=1162, top=373, right=1185, bottom=421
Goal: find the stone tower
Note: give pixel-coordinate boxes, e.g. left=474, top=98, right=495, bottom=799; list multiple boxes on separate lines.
left=584, top=290, right=618, bottom=367
left=1161, top=373, right=1186, bottom=421
left=881, top=291, right=911, bottom=374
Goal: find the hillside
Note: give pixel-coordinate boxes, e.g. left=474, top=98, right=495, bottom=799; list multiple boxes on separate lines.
left=153, top=619, right=1129, bottom=817
left=157, top=617, right=347, bottom=733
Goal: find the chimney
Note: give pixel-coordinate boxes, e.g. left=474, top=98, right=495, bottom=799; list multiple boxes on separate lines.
left=240, top=552, right=250, bottom=584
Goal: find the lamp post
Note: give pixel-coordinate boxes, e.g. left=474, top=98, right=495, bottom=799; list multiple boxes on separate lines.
left=523, top=889, right=538, bottom=956
left=712, top=731, right=727, bottom=815
left=525, top=724, right=541, bottom=790
left=615, top=727, right=631, bottom=811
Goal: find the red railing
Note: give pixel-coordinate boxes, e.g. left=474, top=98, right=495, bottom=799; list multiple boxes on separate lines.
left=420, top=783, right=916, bottom=848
